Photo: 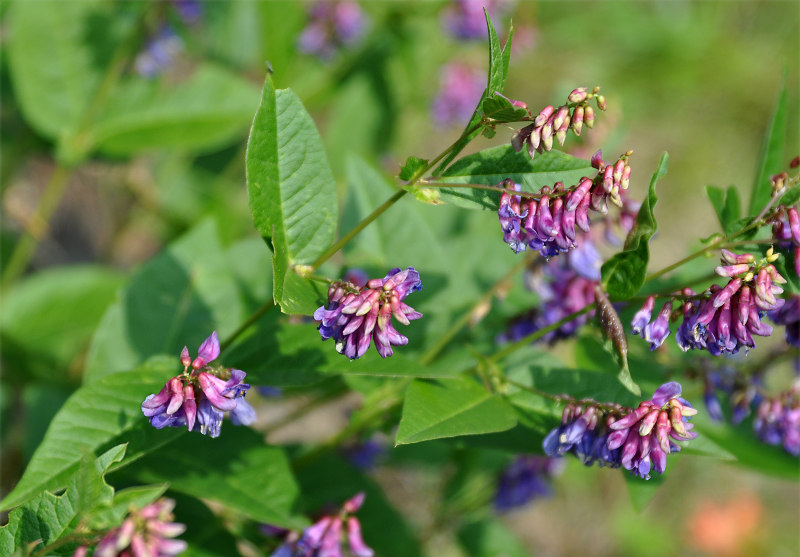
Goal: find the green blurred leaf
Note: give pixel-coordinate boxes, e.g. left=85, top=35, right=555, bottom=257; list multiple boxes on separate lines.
left=84, top=220, right=245, bottom=382
left=246, top=76, right=337, bottom=313
left=91, top=65, right=259, bottom=155
left=0, top=445, right=125, bottom=555
left=436, top=146, right=594, bottom=210
left=396, top=378, right=518, bottom=445
left=399, top=156, right=429, bottom=182
left=6, top=0, right=127, bottom=144
left=601, top=152, right=668, bottom=300
left=168, top=492, right=241, bottom=557
left=748, top=81, right=787, bottom=214
left=705, top=185, right=742, bottom=235
left=123, top=428, right=302, bottom=529
left=458, top=518, right=532, bottom=557
left=1, top=266, right=123, bottom=383
left=433, top=10, right=510, bottom=175
left=0, top=358, right=181, bottom=511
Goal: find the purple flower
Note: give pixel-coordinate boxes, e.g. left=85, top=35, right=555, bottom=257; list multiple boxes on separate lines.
left=134, top=26, right=183, bottom=78
left=630, top=296, right=654, bottom=336
left=315, top=268, right=423, bottom=359
left=141, top=332, right=254, bottom=438
left=753, top=391, right=800, bottom=456
left=341, top=438, right=385, bottom=470
left=494, top=455, right=562, bottom=511
left=431, top=63, right=485, bottom=127
left=543, top=382, right=698, bottom=479
left=171, top=0, right=203, bottom=24
left=298, top=1, right=367, bottom=60
left=93, top=498, right=186, bottom=557
left=270, top=493, right=374, bottom=557
left=769, top=294, right=800, bottom=348
left=643, top=301, right=672, bottom=350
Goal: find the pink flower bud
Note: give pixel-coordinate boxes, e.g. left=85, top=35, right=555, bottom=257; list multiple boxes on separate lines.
left=590, top=150, right=604, bottom=170
left=568, top=87, right=588, bottom=103
left=552, top=106, right=570, bottom=132
left=534, top=105, right=554, bottom=127
left=714, top=263, right=750, bottom=277
left=180, top=347, right=191, bottom=368
left=595, top=94, right=607, bottom=110
left=788, top=207, right=800, bottom=245
left=584, top=105, right=595, bottom=128
left=571, top=105, right=584, bottom=136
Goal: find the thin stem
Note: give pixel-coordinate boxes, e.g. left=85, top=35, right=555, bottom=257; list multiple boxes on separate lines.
left=506, top=378, right=561, bottom=401
left=489, top=304, right=595, bottom=363
left=310, top=190, right=407, bottom=270
left=219, top=299, right=275, bottom=353
left=424, top=122, right=485, bottom=177
left=2, top=165, right=71, bottom=288
left=419, top=256, right=530, bottom=365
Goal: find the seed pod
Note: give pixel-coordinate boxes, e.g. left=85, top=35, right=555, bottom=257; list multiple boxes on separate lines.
left=594, top=286, right=628, bottom=367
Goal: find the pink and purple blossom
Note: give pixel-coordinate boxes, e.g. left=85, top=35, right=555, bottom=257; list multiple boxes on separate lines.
left=431, top=63, right=485, bottom=127
left=87, top=498, right=186, bottom=557
left=298, top=1, right=367, bottom=60
left=494, top=455, right=563, bottom=511
left=141, top=331, right=254, bottom=438
left=315, top=267, right=423, bottom=359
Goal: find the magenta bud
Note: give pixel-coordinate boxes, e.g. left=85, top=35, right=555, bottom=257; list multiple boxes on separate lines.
left=534, top=105, right=555, bottom=127
left=568, top=87, right=588, bottom=103
left=714, top=263, right=750, bottom=278
left=571, top=105, right=584, bottom=136
left=584, top=105, right=595, bottom=128
left=590, top=150, right=604, bottom=169
left=183, top=385, right=197, bottom=431
left=555, top=128, right=567, bottom=146
left=343, top=492, right=366, bottom=513
left=595, top=94, right=607, bottom=110
left=180, top=347, right=191, bottom=368
left=720, top=249, right=754, bottom=265
left=713, top=278, right=742, bottom=308
left=552, top=106, right=570, bottom=132
left=613, top=159, right=625, bottom=184
left=542, top=130, right=554, bottom=151
left=788, top=207, right=800, bottom=245
left=620, top=165, right=631, bottom=189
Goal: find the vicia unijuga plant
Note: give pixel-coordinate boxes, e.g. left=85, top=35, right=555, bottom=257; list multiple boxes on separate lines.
left=1, top=3, right=798, bottom=556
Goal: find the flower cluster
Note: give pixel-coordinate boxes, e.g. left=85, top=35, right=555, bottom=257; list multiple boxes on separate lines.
left=543, top=382, right=697, bottom=479
left=270, top=493, right=374, bottom=557
left=73, top=498, right=186, bottom=557
left=753, top=389, right=800, bottom=456
left=512, top=87, right=607, bottom=160
left=498, top=240, right=600, bottom=344
left=298, top=1, right=367, bottom=60
left=769, top=294, right=800, bottom=347
left=632, top=249, right=787, bottom=355
left=494, top=455, right=563, bottom=512
left=141, top=331, right=255, bottom=438
left=431, top=63, right=486, bottom=127
left=440, top=0, right=512, bottom=40
left=315, top=267, right=423, bottom=359
left=497, top=150, right=632, bottom=257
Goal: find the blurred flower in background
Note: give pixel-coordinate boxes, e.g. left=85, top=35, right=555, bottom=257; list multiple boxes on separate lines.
left=431, top=62, right=485, bottom=127
left=134, top=27, right=184, bottom=78
left=298, top=1, right=368, bottom=60
left=441, top=0, right=513, bottom=40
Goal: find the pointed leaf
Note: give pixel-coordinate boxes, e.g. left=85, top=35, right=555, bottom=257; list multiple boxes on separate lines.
left=84, top=220, right=245, bottom=382
left=396, top=378, right=518, bottom=445
left=436, top=145, right=594, bottom=210
left=601, top=152, right=668, bottom=300
left=748, top=82, right=787, bottom=214
left=246, top=76, right=338, bottom=313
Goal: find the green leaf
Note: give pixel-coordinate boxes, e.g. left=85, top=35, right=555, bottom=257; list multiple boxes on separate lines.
left=0, top=445, right=126, bottom=555
left=91, top=484, right=167, bottom=530
left=0, top=266, right=123, bottom=383
left=246, top=76, right=338, bottom=313
left=481, top=95, right=529, bottom=123
left=779, top=183, right=800, bottom=207
left=458, top=519, right=532, bottom=557
left=623, top=471, right=665, bottom=512
left=123, top=428, right=303, bottom=529
left=433, top=10, right=510, bottom=175
left=601, top=152, right=668, bottom=300
left=399, top=156, right=429, bottom=182
left=0, top=358, right=180, bottom=511
left=84, top=220, right=245, bottom=382
left=396, top=378, right=518, bottom=445
left=436, top=145, right=595, bottom=210
left=5, top=0, right=126, bottom=144
left=91, top=65, right=260, bottom=155
left=169, top=493, right=241, bottom=557
left=705, top=185, right=742, bottom=235
left=748, top=81, right=787, bottom=214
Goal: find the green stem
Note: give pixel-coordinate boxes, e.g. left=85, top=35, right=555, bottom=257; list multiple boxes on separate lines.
left=1, top=165, right=72, bottom=288
left=424, top=122, right=484, bottom=178
left=219, top=299, right=275, bottom=353
left=506, top=378, right=561, bottom=401
left=489, top=304, right=595, bottom=363
left=419, top=256, right=530, bottom=365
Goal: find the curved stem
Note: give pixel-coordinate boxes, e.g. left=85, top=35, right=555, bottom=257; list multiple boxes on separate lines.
left=219, top=299, right=275, bottom=353
left=1, top=165, right=72, bottom=288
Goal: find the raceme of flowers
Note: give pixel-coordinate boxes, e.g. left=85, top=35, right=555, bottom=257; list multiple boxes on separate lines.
left=315, top=267, right=423, bottom=359
left=497, top=149, right=632, bottom=258
left=543, top=382, right=698, bottom=479
left=494, top=455, right=563, bottom=512
left=73, top=498, right=186, bottom=557
left=269, top=493, right=374, bottom=557
left=631, top=248, right=787, bottom=355
left=511, top=87, right=607, bottom=160
left=141, top=331, right=256, bottom=438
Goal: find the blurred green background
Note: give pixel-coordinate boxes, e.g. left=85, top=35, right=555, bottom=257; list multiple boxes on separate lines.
left=1, top=1, right=798, bottom=556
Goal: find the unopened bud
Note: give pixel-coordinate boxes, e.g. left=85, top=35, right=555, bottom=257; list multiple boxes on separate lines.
left=584, top=105, right=595, bottom=129
left=595, top=95, right=607, bottom=111
left=790, top=155, right=800, bottom=168
left=590, top=150, right=604, bottom=169
left=568, top=87, right=588, bottom=103
left=534, top=105, right=554, bottom=127
left=552, top=106, right=570, bottom=132
left=571, top=105, right=584, bottom=136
